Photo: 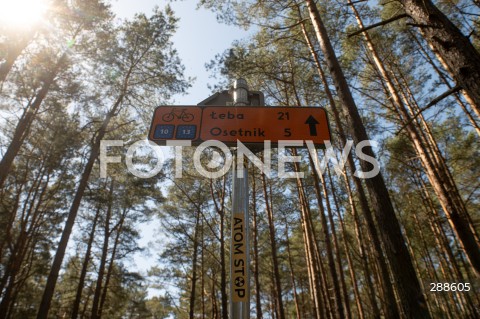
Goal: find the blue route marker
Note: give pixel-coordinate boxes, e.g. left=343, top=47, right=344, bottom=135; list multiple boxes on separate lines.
left=154, top=124, right=175, bottom=139
left=176, top=125, right=197, bottom=139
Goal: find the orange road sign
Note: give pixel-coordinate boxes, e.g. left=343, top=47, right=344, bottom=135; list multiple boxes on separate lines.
left=149, top=106, right=330, bottom=147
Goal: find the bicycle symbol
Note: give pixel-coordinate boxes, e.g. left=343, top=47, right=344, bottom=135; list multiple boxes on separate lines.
left=162, top=108, right=194, bottom=122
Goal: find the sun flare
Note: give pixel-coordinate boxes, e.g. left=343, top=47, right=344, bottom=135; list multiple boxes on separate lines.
left=0, top=0, right=49, bottom=28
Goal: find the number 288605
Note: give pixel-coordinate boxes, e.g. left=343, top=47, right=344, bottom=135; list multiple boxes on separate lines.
left=430, top=283, right=470, bottom=292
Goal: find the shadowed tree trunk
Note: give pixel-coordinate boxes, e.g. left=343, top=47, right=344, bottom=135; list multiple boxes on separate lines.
left=306, top=151, right=344, bottom=319
left=98, top=208, right=128, bottom=318
left=297, top=12, right=400, bottom=317
left=315, top=160, right=352, bottom=319
left=328, top=166, right=366, bottom=319
left=189, top=210, right=201, bottom=319
left=289, top=62, right=350, bottom=319
left=261, top=174, right=286, bottom=319
left=251, top=168, right=263, bottom=319
left=209, top=177, right=228, bottom=319
left=91, top=179, right=114, bottom=319
left=295, top=173, right=323, bottom=319
left=401, top=0, right=480, bottom=115
left=71, top=205, right=101, bottom=319
left=304, top=0, right=430, bottom=316
left=284, top=221, right=302, bottom=319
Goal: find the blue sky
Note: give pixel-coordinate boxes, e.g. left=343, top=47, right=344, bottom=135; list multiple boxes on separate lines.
left=112, top=0, right=251, bottom=105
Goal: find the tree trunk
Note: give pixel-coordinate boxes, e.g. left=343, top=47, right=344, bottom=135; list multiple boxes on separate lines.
left=328, top=167, right=366, bottom=319
left=261, top=175, right=286, bottom=319
left=189, top=210, right=201, bottom=319
left=284, top=221, right=302, bottom=319
left=251, top=169, right=263, bottom=319
left=220, top=210, right=228, bottom=319
left=295, top=172, right=325, bottom=319
left=201, top=218, right=206, bottom=319
left=401, top=0, right=480, bottom=115
left=288, top=53, right=350, bottom=319
left=307, top=152, right=344, bottom=319
left=298, top=14, right=400, bottom=317
left=91, top=180, right=114, bottom=319
left=98, top=208, right=127, bottom=318
left=304, top=1, right=430, bottom=316
left=314, top=157, right=352, bottom=319
left=209, top=177, right=228, bottom=319
left=71, top=205, right=101, bottom=319
left=211, top=270, right=219, bottom=319
left=343, top=171, right=381, bottom=318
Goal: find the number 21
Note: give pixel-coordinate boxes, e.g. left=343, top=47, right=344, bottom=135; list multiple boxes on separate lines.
left=278, top=112, right=290, bottom=120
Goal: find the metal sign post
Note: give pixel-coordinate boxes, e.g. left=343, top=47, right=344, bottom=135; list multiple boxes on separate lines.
left=230, top=79, right=251, bottom=319
left=193, top=78, right=264, bottom=319
left=148, top=78, right=331, bottom=319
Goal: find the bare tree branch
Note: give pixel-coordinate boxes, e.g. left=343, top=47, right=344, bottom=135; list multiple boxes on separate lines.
left=348, top=14, right=409, bottom=37
left=396, top=85, right=461, bottom=135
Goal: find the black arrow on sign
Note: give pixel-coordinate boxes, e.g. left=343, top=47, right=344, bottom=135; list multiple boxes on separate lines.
left=305, top=115, right=319, bottom=136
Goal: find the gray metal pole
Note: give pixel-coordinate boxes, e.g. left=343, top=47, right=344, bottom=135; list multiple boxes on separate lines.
left=230, top=79, right=250, bottom=319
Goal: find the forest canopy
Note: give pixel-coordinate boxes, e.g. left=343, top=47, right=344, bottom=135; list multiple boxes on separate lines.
left=0, top=0, right=479, bottom=318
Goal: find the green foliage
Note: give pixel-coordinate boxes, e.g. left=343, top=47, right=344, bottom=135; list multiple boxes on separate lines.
left=0, top=1, right=189, bottom=317
left=1, top=0, right=479, bottom=317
